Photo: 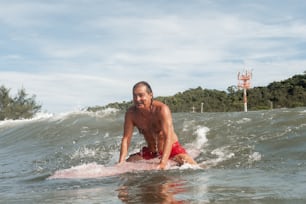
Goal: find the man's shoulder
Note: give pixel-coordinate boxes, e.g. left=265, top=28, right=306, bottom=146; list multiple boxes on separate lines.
left=153, top=100, right=170, bottom=112
left=126, top=105, right=136, bottom=113
left=154, top=100, right=166, bottom=106
left=124, top=106, right=137, bottom=123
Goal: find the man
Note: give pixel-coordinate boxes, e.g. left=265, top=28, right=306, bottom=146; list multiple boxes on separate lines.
left=118, top=81, right=197, bottom=170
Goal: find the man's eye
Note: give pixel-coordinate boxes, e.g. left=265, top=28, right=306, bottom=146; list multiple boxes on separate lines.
left=134, top=94, right=143, bottom=98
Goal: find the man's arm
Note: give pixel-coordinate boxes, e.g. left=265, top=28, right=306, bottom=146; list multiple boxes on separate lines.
left=158, top=105, right=174, bottom=169
left=118, top=111, right=134, bottom=163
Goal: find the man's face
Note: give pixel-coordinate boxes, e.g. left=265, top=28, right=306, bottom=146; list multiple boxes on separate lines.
left=133, top=85, right=152, bottom=109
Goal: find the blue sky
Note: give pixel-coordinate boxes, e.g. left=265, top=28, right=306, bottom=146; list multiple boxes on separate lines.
left=1, top=0, right=306, bottom=113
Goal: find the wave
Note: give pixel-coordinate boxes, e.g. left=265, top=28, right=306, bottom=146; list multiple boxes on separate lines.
left=1, top=107, right=305, bottom=182
left=1, top=107, right=306, bottom=203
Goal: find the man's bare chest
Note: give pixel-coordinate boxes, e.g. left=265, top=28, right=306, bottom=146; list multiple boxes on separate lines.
left=134, top=116, right=161, bottom=134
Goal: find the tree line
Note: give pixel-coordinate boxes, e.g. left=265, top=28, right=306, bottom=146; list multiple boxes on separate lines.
left=2, top=72, right=304, bottom=120
left=88, top=72, right=306, bottom=113
left=0, top=85, right=41, bottom=120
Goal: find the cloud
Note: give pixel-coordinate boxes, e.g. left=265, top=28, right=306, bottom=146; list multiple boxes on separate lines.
left=0, top=1, right=66, bottom=27
left=0, top=71, right=132, bottom=112
left=1, top=0, right=306, bottom=112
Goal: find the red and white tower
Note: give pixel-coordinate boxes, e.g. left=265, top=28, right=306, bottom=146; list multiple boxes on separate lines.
left=238, top=69, right=252, bottom=112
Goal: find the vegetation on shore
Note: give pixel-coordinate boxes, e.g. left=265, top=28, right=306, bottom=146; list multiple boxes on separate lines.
left=88, top=72, right=306, bottom=113
left=0, top=86, right=41, bottom=120
left=1, top=72, right=305, bottom=120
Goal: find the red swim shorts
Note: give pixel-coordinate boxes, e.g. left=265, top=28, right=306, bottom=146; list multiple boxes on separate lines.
left=167, top=141, right=187, bottom=158
left=136, top=141, right=187, bottom=160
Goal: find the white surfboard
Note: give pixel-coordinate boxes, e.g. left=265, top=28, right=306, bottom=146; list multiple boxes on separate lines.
left=48, top=159, right=177, bottom=179
left=48, top=149, right=201, bottom=179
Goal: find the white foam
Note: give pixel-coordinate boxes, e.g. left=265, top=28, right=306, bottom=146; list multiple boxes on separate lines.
left=248, top=152, right=262, bottom=162
left=71, top=146, right=97, bottom=159
left=42, top=107, right=120, bottom=123
left=236, top=118, right=251, bottom=124
left=170, top=162, right=202, bottom=170
left=203, top=146, right=235, bottom=167
left=193, top=126, right=209, bottom=149
left=0, top=111, right=54, bottom=127
left=87, top=107, right=120, bottom=118
left=182, top=120, right=196, bottom=132
left=96, top=107, right=119, bottom=115
left=212, top=148, right=235, bottom=160
left=299, top=109, right=306, bottom=114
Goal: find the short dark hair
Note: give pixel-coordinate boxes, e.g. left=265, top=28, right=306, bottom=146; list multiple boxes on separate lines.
left=133, top=81, right=152, bottom=94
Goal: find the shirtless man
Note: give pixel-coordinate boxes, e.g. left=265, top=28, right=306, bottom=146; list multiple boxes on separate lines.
left=118, top=81, right=197, bottom=170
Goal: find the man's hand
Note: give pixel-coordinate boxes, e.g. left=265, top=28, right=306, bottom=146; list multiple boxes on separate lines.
left=116, top=161, right=125, bottom=166
left=157, top=162, right=168, bottom=170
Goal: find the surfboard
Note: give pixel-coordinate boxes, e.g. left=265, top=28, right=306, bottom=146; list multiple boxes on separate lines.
left=48, top=159, right=176, bottom=179
left=48, top=148, right=201, bottom=179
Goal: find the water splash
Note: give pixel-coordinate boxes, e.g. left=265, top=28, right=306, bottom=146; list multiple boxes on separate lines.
left=193, top=126, right=209, bottom=149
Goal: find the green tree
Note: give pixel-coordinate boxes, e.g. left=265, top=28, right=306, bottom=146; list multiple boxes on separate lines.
left=0, top=85, right=42, bottom=120
left=87, top=72, right=306, bottom=113
left=0, top=86, right=13, bottom=120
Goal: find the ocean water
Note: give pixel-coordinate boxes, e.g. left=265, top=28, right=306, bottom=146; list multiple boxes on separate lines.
left=1, top=107, right=306, bottom=203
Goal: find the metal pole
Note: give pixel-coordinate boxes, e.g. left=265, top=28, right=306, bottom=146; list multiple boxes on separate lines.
left=238, top=69, right=252, bottom=112
left=244, top=88, right=247, bottom=112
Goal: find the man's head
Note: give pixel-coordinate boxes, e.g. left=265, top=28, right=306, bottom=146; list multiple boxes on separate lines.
left=133, top=81, right=152, bottom=94
left=132, top=81, right=153, bottom=109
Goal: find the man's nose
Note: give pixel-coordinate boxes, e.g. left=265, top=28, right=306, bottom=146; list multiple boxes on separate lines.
left=134, top=96, right=141, bottom=101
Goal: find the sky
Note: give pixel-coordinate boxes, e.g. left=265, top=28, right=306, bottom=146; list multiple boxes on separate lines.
left=1, top=0, right=306, bottom=113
